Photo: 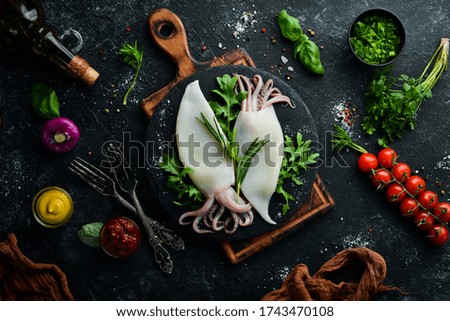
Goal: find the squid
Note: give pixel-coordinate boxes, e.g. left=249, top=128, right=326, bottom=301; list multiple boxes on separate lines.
left=175, top=80, right=253, bottom=234
left=234, top=74, right=294, bottom=224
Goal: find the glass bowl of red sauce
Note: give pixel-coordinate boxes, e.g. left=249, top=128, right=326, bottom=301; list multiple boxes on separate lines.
left=100, top=216, right=141, bottom=258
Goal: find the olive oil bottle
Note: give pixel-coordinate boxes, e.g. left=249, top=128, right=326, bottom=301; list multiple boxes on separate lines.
left=0, top=0, right=99, bottom=85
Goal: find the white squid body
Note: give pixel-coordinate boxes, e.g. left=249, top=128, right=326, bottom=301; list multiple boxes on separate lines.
left=234, top=107, right=283, bottom=225
left=176, top=80, right=234, bottom=196
left=175, top=80, right=253, bottom=234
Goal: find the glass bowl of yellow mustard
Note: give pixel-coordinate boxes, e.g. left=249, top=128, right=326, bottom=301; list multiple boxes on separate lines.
left=32, top=186, right=74, bottom=228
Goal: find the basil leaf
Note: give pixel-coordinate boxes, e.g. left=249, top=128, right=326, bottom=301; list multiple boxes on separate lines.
left=278, top=9, right=303, bottom=42
left=77, top=222, right=103, bottom=247
left=298, top=39, right=325, bottom=75
left=31, top=83, right=60, bottom=119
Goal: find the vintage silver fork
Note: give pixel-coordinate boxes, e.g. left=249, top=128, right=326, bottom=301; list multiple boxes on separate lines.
left=104, top=146, right=174, bottom=274
left=69, top=157, right=185, bottom=251
left=69, top=157, right=183, bottom=273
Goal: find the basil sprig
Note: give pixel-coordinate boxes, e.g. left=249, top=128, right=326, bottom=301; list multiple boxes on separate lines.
left=278, top=9, right=325, bottom=75
left=31, top=83, right=60, bottom=119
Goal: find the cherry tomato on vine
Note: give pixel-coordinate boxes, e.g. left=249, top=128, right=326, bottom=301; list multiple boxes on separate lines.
left=418, top=190, right=439, bottom=210
left=399, top=197, right=419, bottom=217
left=358, top=153, right=378, bottom=173
left=392, top=162, right=411, bottom=183
left=404, top=176, right=426, bottom=196
left=414, top=211, right=435, bottom=231
left=377, top=148, right=397, bottom=169
left=386, top=182, right=406, bottom=203
left=434, top=202, right=450, bottom=223
left=371, top=169, right=392, bottom=189
left=427, top=225, right=449, bottom=246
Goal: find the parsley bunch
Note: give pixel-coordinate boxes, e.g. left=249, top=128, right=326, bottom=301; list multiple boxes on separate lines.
left=362, top=38, right=449, bottom=146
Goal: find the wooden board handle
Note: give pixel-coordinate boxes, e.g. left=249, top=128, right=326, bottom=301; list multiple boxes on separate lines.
left=142, top=8, right=202, bottom=119
left=148, top=8, right=199, bottom=78
left=141, top=8, right=255, bottom=119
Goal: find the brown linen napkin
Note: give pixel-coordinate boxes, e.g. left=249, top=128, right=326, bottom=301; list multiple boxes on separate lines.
left=0, top=233, right=74, bottom=300
left=261, top=247, right=403, bottom=301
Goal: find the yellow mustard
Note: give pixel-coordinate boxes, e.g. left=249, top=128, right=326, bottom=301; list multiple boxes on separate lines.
left=32, top=186, right=73, bottom=227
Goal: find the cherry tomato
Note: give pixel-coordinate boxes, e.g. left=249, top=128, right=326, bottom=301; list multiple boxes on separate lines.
left=434, top=202, right=450, bottom=223
left=418, top=190, right=439, bottom=210
left=427, top=225, right=449, bottom=246
left=391, top=162, right=411, bottom=183
left=358, top=153, right=378, bottom=173
left=404, top=175, right=426, bottom=196
left=377, top=148, right=397, bottom=169
left=399, top=197, right=419, bottom=217
left=386, top=182, right=406, bottom=203
left=371, top=169, right=392, bottom=189
left=414, top=211, right=435, bottom=231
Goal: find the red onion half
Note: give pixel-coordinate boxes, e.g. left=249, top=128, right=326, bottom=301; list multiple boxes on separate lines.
left=41, top=117, right=80, bottom=153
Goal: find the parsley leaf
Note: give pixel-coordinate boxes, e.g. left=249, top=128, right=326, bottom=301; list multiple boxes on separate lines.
left=119, top=40, right=144, bottom=105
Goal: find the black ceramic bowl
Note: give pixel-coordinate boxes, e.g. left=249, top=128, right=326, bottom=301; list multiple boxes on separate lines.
left=348, top=8, right=406, bottom=67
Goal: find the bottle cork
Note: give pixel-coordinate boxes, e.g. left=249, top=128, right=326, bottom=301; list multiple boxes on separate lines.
left=67, top=55, right=99, bottom=86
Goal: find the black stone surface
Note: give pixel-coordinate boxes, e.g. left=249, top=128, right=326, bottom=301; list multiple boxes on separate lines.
left=0, top=0, right=449, bottom=300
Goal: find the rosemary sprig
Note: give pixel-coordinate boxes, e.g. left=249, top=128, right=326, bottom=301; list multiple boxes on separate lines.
left=196, top=112, right=228, bottom=157
left=197, top=112, right=267, bottom=199
left=235, top=138, right=269, bottom=196
left=119, top=40, right=144, bottom=105
left=331, top=124, right=368, bottom=154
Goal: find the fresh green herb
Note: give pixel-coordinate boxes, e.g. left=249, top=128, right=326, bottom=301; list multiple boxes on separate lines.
left=159, top=153, right=204, bottom=207
left=77, top=222, right=103, bottom=247
left=350, top=15, right=400, bottom=64
left=362, top=38, right=449, bottom=146
left=235, top=137, right=269, bottom=197
left=31, top=83, right=60, bottom=119
left=276, top=133, right=320, bottom=214
left=119, top=40, right=144, bottom=105
left=209, top=74, right=247, bottom=141
left=196, top=112, right=229, bottom=156
left=278, top=9, right=324, bottom=75
left=331, top=124, right=368, bottom=154
left=197, top=112, right=267, bottom=198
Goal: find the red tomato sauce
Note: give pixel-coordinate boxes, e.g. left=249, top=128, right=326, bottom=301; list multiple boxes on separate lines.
left=100, top=217, right=141, bottom=258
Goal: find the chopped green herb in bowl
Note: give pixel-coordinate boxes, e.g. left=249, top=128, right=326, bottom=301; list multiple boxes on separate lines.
left=348, top=8, right=405, bottom=66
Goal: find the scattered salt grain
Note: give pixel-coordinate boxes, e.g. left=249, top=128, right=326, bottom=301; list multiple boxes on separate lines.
left=231, top=11, right=258, bottom=39
left=333, top=100, right=358, bottom=135
left=287, top=66, right=294, bottom=72
left=281, top=56, right=288, bottom=64
left=436, top=155, right=450, bottom=170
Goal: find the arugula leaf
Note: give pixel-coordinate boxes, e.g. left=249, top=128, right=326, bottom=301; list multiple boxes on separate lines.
left=159, top=153, right=204, bottom=207
left=276, top=133, right=319, bottom=214
left=209, top=74, right=246, bottom=141
left=31, top=83, right=60, bottom=119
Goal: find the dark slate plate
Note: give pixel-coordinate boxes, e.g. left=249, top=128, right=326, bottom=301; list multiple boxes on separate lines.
left=145, top=65, right=318, bottom=240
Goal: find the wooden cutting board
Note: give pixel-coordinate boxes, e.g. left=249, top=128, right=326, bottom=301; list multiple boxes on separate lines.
left=143, top=8, right=335, bottom=263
